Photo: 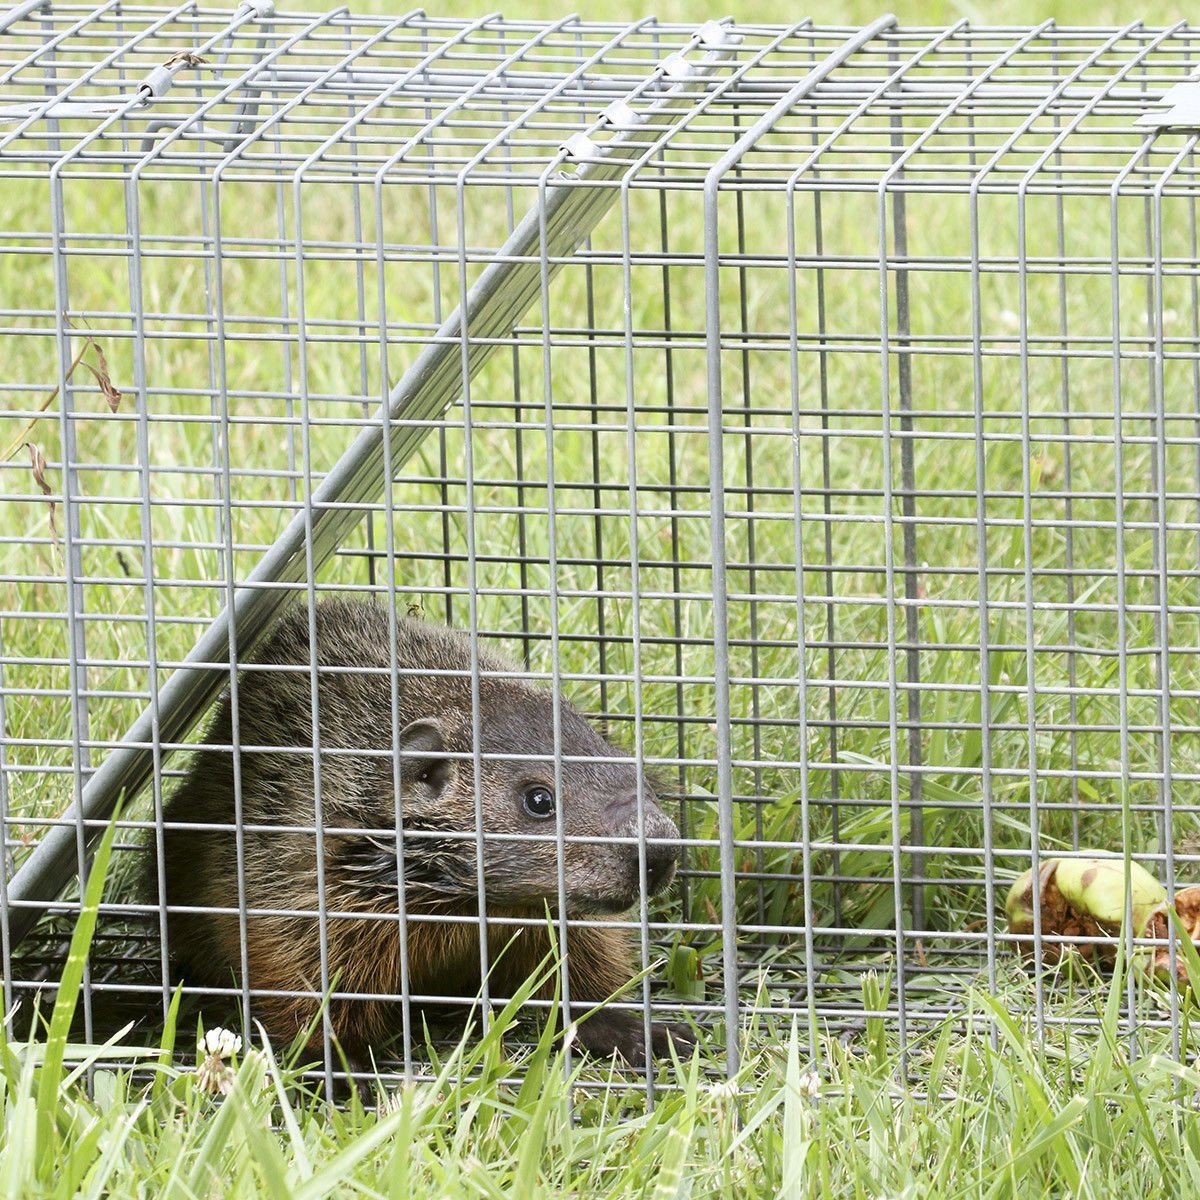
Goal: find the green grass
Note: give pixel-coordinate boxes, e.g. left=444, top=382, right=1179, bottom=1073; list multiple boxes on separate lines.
left=5, top=0, right=1200, bottom=1192
left=11, top=850, right=1200, bottom=1196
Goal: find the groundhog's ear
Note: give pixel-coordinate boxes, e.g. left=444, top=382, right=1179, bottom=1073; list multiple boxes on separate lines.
left=397, top=717, right=455, bottom=798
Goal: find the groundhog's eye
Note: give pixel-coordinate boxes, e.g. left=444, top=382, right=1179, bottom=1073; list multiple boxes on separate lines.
left=522, top=785, right=555, bottom=820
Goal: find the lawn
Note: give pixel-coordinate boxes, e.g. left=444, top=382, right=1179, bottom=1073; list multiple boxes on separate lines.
left=8, top=826, right=1200, bottom=1197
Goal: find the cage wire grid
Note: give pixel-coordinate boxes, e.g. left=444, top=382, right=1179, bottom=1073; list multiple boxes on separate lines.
left=2, top=1, right=1200, bottom=1087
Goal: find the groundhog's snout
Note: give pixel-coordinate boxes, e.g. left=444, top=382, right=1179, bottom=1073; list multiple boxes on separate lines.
left=609, top=791, right=680, bottom=897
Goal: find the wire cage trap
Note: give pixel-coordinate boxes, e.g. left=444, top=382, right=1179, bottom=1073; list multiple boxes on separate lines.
left=3, top=1, right=1200, bottom=1086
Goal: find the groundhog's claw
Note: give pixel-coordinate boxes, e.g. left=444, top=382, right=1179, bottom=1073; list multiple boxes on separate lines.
left=574, top=1010, right=694, bottom=1067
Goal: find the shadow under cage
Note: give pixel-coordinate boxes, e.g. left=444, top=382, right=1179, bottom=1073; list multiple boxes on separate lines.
left=2, top=1, right=1200, bottom=1088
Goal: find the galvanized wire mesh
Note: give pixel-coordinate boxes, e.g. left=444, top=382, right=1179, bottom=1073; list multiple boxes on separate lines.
left=3, top=2, right=1200, bottom=1086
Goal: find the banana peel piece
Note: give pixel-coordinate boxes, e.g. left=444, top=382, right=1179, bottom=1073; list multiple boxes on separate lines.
left=1146, top=886, right=1200, bottom=987
left=1004, top=857, right=1166, bottom=967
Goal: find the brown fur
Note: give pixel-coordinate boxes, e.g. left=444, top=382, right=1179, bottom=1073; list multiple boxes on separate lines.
left=146, top=600, right=688, bottom=1071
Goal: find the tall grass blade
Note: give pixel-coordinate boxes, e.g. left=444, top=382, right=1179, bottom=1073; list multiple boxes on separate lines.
left=781, top=1019, right=810, bottom=1200
left=34, top=812, right=120, bottom=1173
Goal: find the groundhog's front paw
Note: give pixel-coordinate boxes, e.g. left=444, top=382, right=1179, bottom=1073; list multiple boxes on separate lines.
left=574, top=1010, right=694, bottom=1067
left=650, top=1019, right=695, bottom=1060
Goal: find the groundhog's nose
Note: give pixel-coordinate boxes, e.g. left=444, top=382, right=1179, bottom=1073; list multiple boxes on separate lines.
left=643, top=840, right=678, bottom=895
left=609, top=791, right=679, bottom=895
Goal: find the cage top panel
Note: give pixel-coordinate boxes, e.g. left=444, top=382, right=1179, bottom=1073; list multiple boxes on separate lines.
left=2, top=3, right=1200, bottom=193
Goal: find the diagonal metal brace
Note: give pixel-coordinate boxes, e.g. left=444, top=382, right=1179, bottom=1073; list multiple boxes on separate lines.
left=1134, top=80, right=1200, bottom=130
left=3, top=21, right=741, bottom=945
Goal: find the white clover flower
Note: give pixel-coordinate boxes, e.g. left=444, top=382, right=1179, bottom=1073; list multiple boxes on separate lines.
left=706, top=1078, right=740, bottom=1102
left=198, top=1027, right=243, bottom=1059
left=196, top=1055, right=237, bottom=1096
left=195, top=1026, right=244, bottom=1096
left=796, top=1070, right=820, bottom=1101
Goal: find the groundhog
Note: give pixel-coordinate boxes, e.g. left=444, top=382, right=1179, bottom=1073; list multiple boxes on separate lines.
left=147, top=599, right=689, bottom=1074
